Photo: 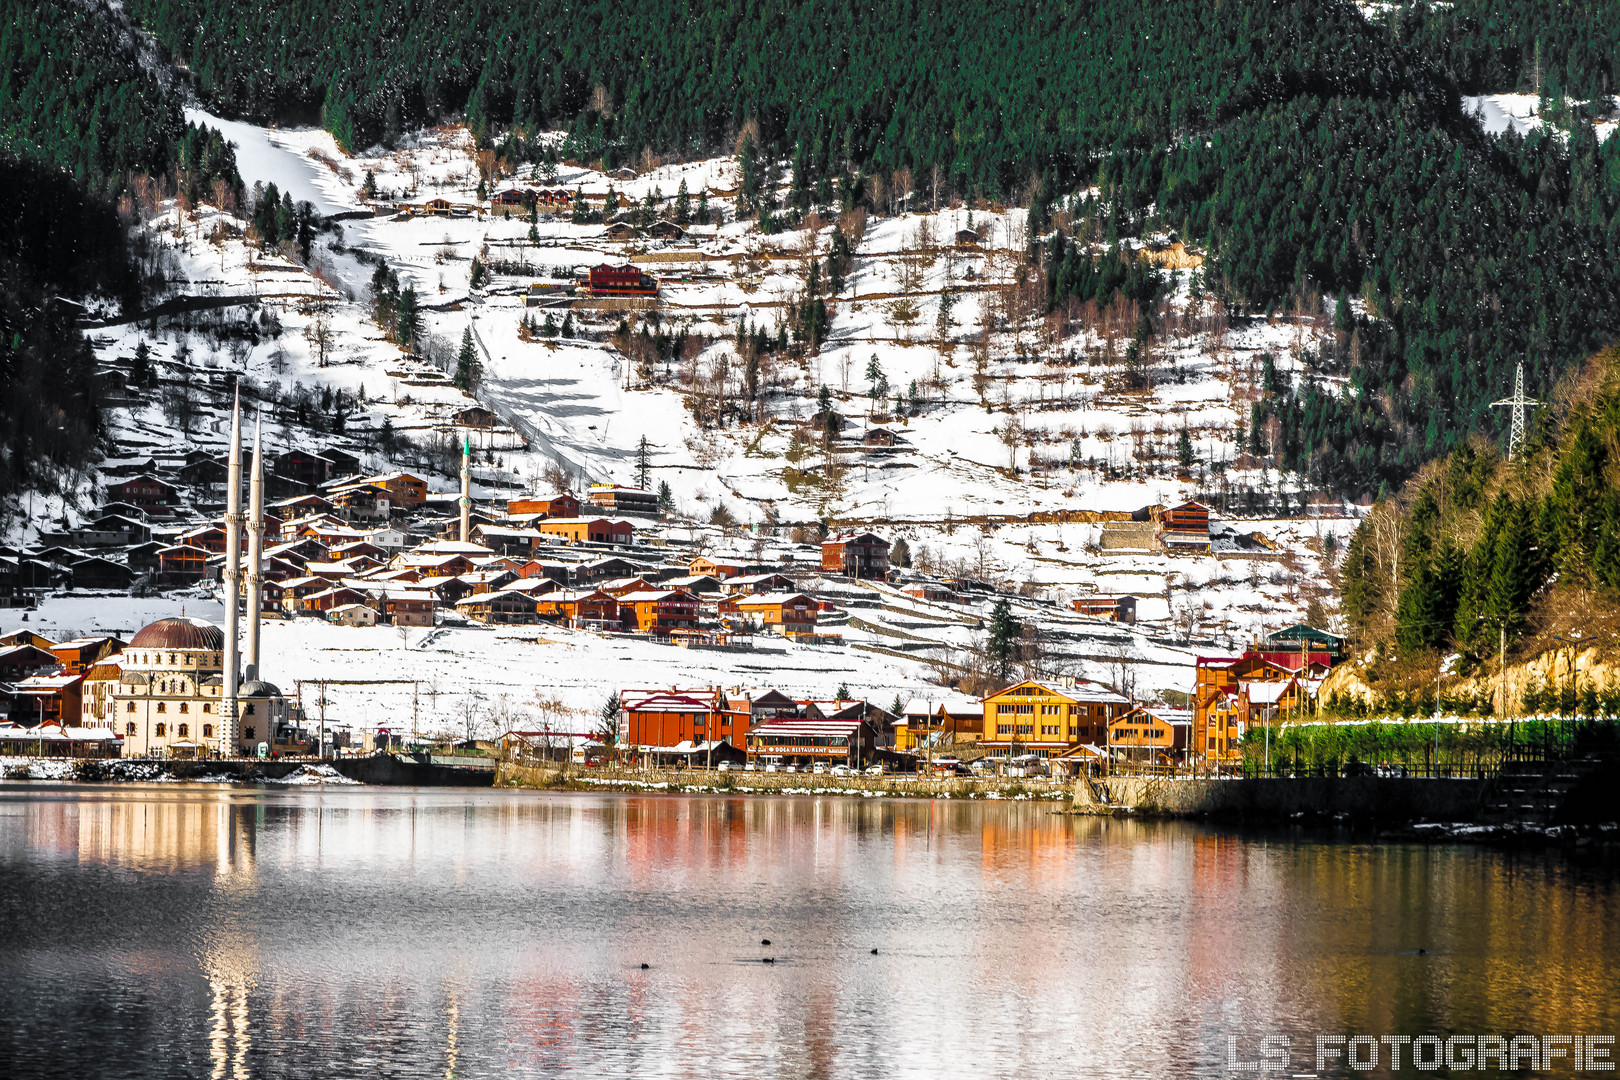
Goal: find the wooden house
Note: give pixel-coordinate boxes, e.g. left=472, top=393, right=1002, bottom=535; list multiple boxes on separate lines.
left=587, top=263, right=656, bottom=295
left=1156, top=501, right=1211, bottom=552
left=821, top=531, right=890, bottom=578
left=535, top=588, right=619, bottom=629
left=508, top=492, right=580, bottom=519
left=616, top=588, right=699, bottom=634
left=980, top=678, right=1131, bottom=758
left=1108, top=707, right=1192, bottom=764
left=455, top=590, right=541, bottom=625
left=721, top=592, right=818, bottom=635
left=107, top=476, right=180, bottom=517
left=586, top=484, right=660, bottom=516
left=156, top=544, right=209, bottom=584
left=1070, top=594, right=1137, bottom=624
left=537, top=517, right=634, bottom=545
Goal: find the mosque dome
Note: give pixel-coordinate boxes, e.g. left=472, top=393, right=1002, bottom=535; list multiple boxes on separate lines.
left=129, top=618, right=225, bottom=651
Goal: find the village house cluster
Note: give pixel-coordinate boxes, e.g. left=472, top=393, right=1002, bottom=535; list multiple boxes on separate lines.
left=2, top=417, right=1343, bottom=769
left=499, top=620, right=1345, bottom=777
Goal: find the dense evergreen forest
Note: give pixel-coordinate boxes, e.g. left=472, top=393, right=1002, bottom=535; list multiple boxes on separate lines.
left=7, top=0, right=1620, bottom=499
left=1340, top=344, right=1620, bottom=681
left=1391, top=0, right=1620, bottom=100
left=0, top=3, right=239, bottom=500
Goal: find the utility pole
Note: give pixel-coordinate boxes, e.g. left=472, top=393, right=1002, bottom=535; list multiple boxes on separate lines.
left=1490, top=361, right=1538, bottom=461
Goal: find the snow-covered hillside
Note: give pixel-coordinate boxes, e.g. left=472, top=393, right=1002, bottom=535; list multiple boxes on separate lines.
left=33, top=114, right=1358, bottom=735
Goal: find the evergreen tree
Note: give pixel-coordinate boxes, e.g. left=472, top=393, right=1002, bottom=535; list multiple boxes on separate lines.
left=1484, top=498, right=1541, bottom=641
left=1176, top=425, right=1194, bottom=467
left=395, top=286, right=421, bottom=350
left=598, top=692, right=620, bottom=745
left=987, top=599, right=1021, bottom=682
left=656, top=479, right=673, bottom=514
left=675, top=179, right=690, bottom=225
left=454, top=326, right=479, bottom=390
left=130, top=340, right=152, bottom=388
left=635, top=435, right=651, bottom=489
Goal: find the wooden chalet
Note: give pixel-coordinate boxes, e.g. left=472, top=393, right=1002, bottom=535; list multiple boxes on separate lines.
left=106, top=476, right=180, bottom=516
left=721, top=592, right=818, bottom=635
left=534, top=588, right=619, bottom=630
left=1070, top=594, right=1138, bottom=624
left=821, top=531, right=890, bottom=578
left=508, top=492, right=580, bottom=519
left=537, top=517, right=634, bottom=545
left=1156, top=501, right=1211, bottom=552
left=455, top=590, right=541, bottom=625
left=1108, top=707, right=1192, bottom=764
left=616, top=588, right=700, bottom=634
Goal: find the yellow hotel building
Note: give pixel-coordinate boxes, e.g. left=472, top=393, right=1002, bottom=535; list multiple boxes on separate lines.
left=979, top=679, right=1132, bottom=757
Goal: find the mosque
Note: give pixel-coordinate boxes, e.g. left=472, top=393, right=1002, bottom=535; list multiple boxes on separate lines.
left=114, top=397, right=289, bottom=758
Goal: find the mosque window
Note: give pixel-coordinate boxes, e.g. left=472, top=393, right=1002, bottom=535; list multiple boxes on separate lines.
left=179, top=703, right=188, bottom=714
left=203, top=725, right=213, bottom=739
left=178, top=724, right=188, bottom=738
left=245, top=704, right=256, bottom=715
left=155, top=723, right=166, bottom=737
left=244, top=726, right=255, bottom=740
left=156, top=703, right=166, bottom=713
left=125, top=722, right=135, bottom=736
left=126, top=702, right=136, bottom=713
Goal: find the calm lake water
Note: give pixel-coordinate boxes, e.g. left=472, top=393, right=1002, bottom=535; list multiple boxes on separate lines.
left=0, top=785, right=1616, bottom=1079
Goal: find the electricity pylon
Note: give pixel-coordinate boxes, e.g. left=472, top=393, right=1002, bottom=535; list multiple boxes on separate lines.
left=1491, top=361, right=1538, bottom=461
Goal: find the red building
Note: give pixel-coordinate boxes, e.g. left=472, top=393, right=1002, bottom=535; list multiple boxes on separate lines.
left=620, top=689, right=750, bottom=750
left=588, top=264, right=658, bottom=296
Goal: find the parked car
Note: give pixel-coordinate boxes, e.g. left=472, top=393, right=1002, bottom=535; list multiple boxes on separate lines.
left=784, top=764, right=797, bottom=773
left=864, top=764, right=884, bottom=776
left=744, top=762, right=757, bottom=772
left=717, top=761, right=732, bottom=772
left=765, top=763, right=779, bottom=773
left=830, top=764, right=852, bottom=776
left=812, top=763, right=827, bottom=775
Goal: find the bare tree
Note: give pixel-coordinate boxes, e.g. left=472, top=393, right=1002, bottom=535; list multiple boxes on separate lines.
left=304, top=301, right=334, bottom=367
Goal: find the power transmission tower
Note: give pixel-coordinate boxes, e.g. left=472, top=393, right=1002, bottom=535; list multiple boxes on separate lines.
left=1491, top=361, right=1538, bottom=461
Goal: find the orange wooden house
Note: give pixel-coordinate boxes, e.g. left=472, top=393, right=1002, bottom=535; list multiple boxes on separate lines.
left=616, top=589, right=699, bottom=634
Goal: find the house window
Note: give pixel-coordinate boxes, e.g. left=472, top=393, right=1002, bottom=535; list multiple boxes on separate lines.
left=179, top=703, right=189, bottom=714
left=157, top=703, right=166, bottom=713
left=178, top=724, right=189, bottom=738
left=156, top=723, right=166, bottom=737
left=203, top=704, right=211, bottom=713
left=125, top=722, right=136, bottom=736
left=203, top=724, right=213, bottom=739
left=126, top=701, right=136, bottom=713
left=245, top=704, right=256, bottom=716
left=245, top=726, right=255, bottom=740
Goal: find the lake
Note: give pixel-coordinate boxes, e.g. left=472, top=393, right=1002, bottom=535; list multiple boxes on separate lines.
left=0, top=785, right=1615, bottom=1078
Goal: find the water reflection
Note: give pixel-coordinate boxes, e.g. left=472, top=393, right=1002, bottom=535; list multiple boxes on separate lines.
left=0, top=786, right=1615, bottom=1079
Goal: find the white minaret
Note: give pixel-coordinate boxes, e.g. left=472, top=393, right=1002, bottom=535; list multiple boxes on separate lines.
left=221, top=391, right=243, bottom=756
left=245, top=412, right=265, bottom=681
left=459, top=432, right=472, bottom=543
